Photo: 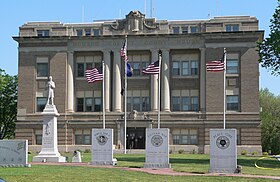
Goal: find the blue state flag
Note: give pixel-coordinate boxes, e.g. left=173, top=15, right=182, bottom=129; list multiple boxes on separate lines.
left=126, top=62, right=133, bottom=77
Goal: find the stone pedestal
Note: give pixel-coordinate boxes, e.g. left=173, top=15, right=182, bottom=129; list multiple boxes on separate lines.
left=72, top=151, right=82, bottom=163
left=209, top=129, right=237, bottom=173
left=144, top=128, right=171, bottom=168
left=91, top=129, right=117, bottom=165
left=33, top=105, right=66, bottom=162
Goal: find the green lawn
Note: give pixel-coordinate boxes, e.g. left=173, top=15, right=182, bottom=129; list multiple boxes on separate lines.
left=0, top=153, right=279, bottom=182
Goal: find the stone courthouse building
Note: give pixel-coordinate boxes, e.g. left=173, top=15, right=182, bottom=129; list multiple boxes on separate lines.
left=13, top=10, right=263, bottom=154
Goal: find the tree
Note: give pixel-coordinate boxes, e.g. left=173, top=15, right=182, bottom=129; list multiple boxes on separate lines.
left=258, top=0, right=280, bottom=76
left=0, top=69, right=17, bottom=139
left=259, top=88, right=280, bottom=154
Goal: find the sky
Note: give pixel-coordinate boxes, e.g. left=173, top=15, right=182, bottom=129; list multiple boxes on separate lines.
left=0, top=0, right=279, bottom=95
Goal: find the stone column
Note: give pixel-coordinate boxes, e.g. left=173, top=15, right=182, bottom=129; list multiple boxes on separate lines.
left=67, top=51, right=74, bottom=113
left=113, top=50, right=122, bottom=112
left=150, top=49, right=159, bottom=111
left=103, top=50, right=111, bottom=112
left=200, top=48, right=206, bottom=113
left=161, top=49, right=170, bottom=112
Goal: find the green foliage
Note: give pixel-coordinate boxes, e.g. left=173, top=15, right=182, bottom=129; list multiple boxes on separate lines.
left=251, top=151, right=258, bottom=156
left=262, top=152, right=269, bottom=156
left=260, top=88, right=280, bottom=154
left=0, top=69, right=17, bottom=139
left=178, top=149, right=184, bottom=154
left=258, top=0, right=280, bottom=75
left=84, top=149, right=91, bottom=153
left=241, top=150, right=248, bottom=155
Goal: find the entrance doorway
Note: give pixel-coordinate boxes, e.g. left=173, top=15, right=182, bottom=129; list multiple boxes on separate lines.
left=126, top=127, right=145, bottom=149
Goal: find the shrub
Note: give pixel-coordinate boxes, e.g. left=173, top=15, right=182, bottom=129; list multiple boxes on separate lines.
left=262, top=152, right=269, bottom=156
left=84, top=149, right=91, bottom=153
left=251, top=151, right=258, bottom=156
left=178, top=149, right=184, bottom=154
left=241, top=150, right=248, bottom=155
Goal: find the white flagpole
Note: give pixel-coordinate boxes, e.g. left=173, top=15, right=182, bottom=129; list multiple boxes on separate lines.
left=102, top=60, right=105, bottom=129
left=124, top=35, right=128, bottom=154
left=223, top=48, right=227, bottom=129
left=158, top=50, right=162, bottom=129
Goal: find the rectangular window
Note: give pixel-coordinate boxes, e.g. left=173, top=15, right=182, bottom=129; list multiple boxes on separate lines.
left=226, top=24, right=239, bottom=32
left=37, top=63, right=48, bottom=77
left=93, top=29, right=100, bottom=36
left=172, top=90, right=199, bottom=112
left=227, top=59, right=239, bottom=74
left=37, top=30, right=49, bottom=37
left=76, top=29, right=83, bottom=36
left=173, top=27, right=180, bottom=34
left=77, top=98, right=84, bottom=112
left=182, top=62, right=189, bottom=76
left=132, top=62, right=141, bottom=76
left=172, top=129, right=198, bottom=145
left=37, top=97, right=47, bottom=112
left=85, top=29, right=91, bottom=36
left=35, top=130, right=42, bottom=145
left=127, top=90, right=150, bottom=112
left=127, top=97, right=132, bottom=112
left=172, top=62, right=180, bottom=76
left=172, top=97, right=181, bottom=111
left=182, top=27, right=188, bottom=34
left=190, top=26, right=198, bottom=33
left=133, top=97, right=140, bottom=111
left=85, top=98, right=93, bottom=112
left=191, top=61, right=198, bottom=75
left=77, top=63, right=85, bottom=77
left=142, top=97, right=150, bottom=112
left=227, top=95, right=239, bottom=111
left=94, top=98, right=101, bottom=112
left=75, top=130, right=91, bottom=145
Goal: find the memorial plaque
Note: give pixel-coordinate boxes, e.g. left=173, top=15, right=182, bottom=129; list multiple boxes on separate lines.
left=209, top=129, right=237, bottom=173
left=0, top=140, right=30, bottom=167
left=144, top=128, right=170, bottom=168
left=91, top=129, right=117, bottom=165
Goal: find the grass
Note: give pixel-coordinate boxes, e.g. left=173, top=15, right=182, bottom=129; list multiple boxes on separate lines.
left=0, top=153, right=279, bottom=182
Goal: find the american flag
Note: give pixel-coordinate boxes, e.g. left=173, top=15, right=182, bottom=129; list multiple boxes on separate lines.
left=85, top=67, right=103, bottom=83
left=206, top=61, right=225, bottom=72
left=120, top=39, right=128, bottom=61
left=142, top=60, right=160, bottom=74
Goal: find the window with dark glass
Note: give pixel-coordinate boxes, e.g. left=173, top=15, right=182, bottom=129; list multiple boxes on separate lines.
left=191, top=97, right=199, bottom=111
left=173, top=27, right=180, bottom=34
left=76, top=29, right=83, bottom=36
left=77, top=63, right=85, bottom=77
left=93, top=29, right=100, bottom=36
left=36, top=134, right=42, bottom=145
left=132, top=62, right=141, bottom=76
left=172, top=129, right=198, bottom=145
left=172, top=97, right=180, bottom=111
left=172, top=62, right=180, bottom=76
left=75, top=130, right=91, bottom=145
left=77, top=98, right=84, bottom=112
left=191, top=61, right=198, bottom=75
left=226, top=24, right=239, bottom=32
left=37, top=63, right=49, bottom=77
left=37, top=97, right=47, bottom=112
left=94, top=98, right=101, bottom=112
left=127, top=96, right=150, bottom=112
left=85, top=98, right=93, bottom=112
left=182, top=62, right=189, bottom=76
left=190, top=26, right=198, bottom=33
left=226, top=59, right=239, bottom=74
left=182, top=27, right=188, bottom=34
left=85, top=29, right=91, bottom=36
left=227, top=95, right=239, bottom=111
left=37, top=30, right=49, bottom=37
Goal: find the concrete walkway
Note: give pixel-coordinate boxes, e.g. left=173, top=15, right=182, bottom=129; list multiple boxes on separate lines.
left=31, top=162, right=280, bottom=180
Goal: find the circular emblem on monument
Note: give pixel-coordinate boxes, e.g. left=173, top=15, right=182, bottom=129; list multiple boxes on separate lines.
left=96, top=135, right=108, bottom=145
left=216, top=136, right=230, bottom=149
left=151, top=135, right=163, bottom=147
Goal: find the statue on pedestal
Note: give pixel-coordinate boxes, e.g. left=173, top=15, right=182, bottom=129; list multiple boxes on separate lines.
left=46, top=76, right=55, bottom=105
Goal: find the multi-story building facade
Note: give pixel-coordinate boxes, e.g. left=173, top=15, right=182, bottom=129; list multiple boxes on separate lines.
left=13, top=10, right=263, bottom=154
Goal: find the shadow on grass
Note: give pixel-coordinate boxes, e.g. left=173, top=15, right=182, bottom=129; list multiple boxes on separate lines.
left=170, top=158, right=209, bottom=164
left=238, top=157, right=280, bottom=168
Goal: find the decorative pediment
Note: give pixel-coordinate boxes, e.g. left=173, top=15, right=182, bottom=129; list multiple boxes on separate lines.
left=111, top=10, right=158, bottom=33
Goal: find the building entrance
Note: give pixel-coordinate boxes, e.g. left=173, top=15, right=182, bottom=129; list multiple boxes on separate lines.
left=126, top=127, right=145, bottom=149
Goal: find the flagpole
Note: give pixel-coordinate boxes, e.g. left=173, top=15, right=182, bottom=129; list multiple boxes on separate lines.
left=223, top=48, right=227, bottom=129
left=124, top=35, right=128, bottom=154
left=158, top=50, right=162, bottom=129
left=102, top=60, right=105, bottom=129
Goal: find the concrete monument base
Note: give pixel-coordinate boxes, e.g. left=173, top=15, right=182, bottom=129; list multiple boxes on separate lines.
left=33, top=104, right=66, bottom=163
left=144, top=128, right=171, bottom=168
